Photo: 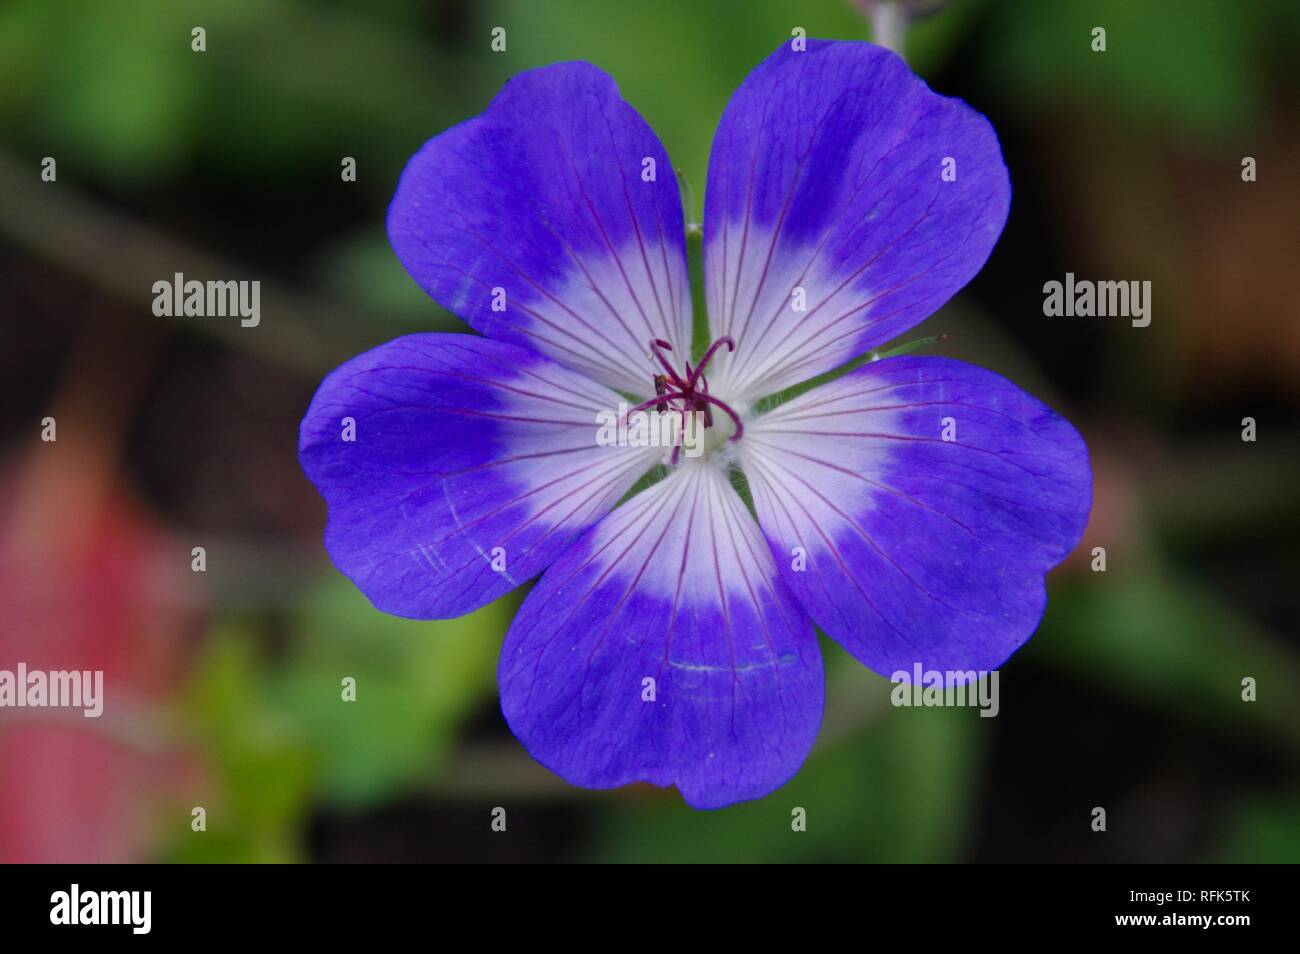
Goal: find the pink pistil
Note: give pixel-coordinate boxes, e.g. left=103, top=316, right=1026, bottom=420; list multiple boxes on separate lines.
left=624, top=337, right=744, bottom=449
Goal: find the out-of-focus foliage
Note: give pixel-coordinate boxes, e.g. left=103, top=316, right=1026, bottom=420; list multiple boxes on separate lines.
left=275, top=581, right=508, bottom=808
left=167, top=589, right=512, bottom=861
left=984, top=0, right=1287, bottom=140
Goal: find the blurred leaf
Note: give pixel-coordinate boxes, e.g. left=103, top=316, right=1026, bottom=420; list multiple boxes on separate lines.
left=1207, top=794, right=1300, bottom=863
left=273, top=575, right=513, bottom=809
left=1038, top=567, right=1300, bottom=754
left=174, top=627, right=315, bottom=862
left=985, top=0, right=1263, bottom=140
left=0, top=0, right=470, bottom=185
left=315, top=229, right=463, bottom=328
left=170, top=577, right=515, bottom=857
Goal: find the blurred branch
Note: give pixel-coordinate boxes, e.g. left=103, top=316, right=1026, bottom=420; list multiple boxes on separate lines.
left=0, top=148, right=378, bottom=376
left=0, top=699, right=179, bottom=755
left=157, top=538, right=327, bottom=610
left=427, top=742, right=600, bottom=801
left=865, top=1, right=907, bottom=55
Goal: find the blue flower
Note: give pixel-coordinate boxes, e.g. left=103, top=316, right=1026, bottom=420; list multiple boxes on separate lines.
left=299, top=40, right=1092, bottom=808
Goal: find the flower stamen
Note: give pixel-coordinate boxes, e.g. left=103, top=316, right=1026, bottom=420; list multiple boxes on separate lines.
left=623, top=337, right=743, bottom=459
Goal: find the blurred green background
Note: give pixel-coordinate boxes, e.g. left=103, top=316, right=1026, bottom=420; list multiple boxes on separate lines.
left=1, top=0, right=1297, bottom=863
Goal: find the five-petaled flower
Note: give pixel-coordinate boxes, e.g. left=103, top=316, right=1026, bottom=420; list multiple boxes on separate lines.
left=299, top=40, right=1091, bottom=808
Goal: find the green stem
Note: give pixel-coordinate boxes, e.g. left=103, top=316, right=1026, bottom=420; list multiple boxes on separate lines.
left=874, top=333, right=948, bottom=359
left=676, top=167, right=701, bottom=236
left=754, top=334, right=949, bottom=413
left=686, top=227, right=711, bottom=361
left=862, top=1, right=908, bottom=57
